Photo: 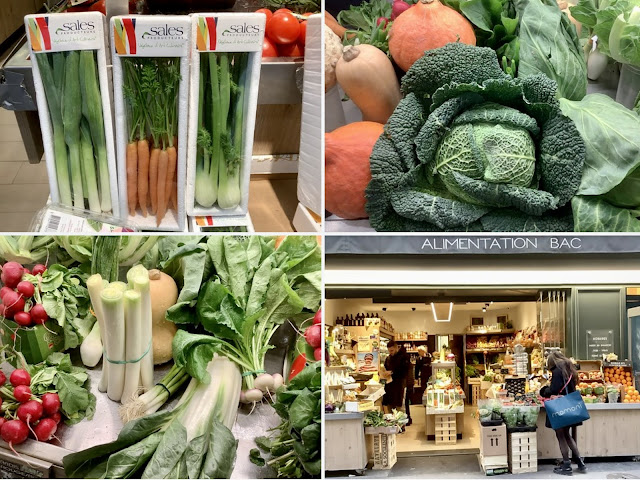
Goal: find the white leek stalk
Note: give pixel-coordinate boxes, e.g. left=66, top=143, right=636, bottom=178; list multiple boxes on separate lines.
left=102, top=287, right=125, bottom=402
left=133, top=268, right=154, bottom=392
left=122, top=290, right=142, bottom=403
left=87, top=274, right=108, bottom=392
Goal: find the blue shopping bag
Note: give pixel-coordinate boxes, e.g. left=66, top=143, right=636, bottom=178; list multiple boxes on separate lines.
left=545, top=380, right=590, bottom=430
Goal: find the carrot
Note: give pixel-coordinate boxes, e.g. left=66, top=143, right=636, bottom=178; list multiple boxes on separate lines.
left=126, top=142, right=138, bottom=215
left=163, top=146, right=177, bottom=217
left=137, top=139, right=150, bottom=217
left=171, top=167, right=178, bottom=211
left=149, top=148, right=160, bottom=215
left=156, top=149, right=169, bottom=226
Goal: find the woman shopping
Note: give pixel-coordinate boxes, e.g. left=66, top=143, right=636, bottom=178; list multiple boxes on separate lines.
left=540, top=351, right=588, bottom=476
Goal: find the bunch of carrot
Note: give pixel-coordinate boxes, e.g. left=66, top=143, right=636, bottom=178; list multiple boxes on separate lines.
left=122, top=58, right=181, bottom=226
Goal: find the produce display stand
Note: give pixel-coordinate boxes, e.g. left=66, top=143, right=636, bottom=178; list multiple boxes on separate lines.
left=537, top=403, right=640, bottom=459
left=364, top=426, right=400, bottom=470
left=325, top=412, right=368, bottom=474
left=508, top=431, right=537, bottom=474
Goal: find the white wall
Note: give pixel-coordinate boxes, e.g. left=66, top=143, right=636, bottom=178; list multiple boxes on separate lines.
left=326, top=298, right=538, bottom=334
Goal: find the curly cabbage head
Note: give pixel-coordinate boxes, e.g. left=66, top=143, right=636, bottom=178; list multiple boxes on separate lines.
left=365, top=43, right=586, bottom=232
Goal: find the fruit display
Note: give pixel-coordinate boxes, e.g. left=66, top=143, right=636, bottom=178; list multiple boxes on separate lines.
left=466, top=335, right=511, bottom=350
left=505, top=377, right=526, bottom=398
left=623, top=387, right=640, bottom=404
left=509, top=327, right=540, bottom=349
left=579, top=382, right=605, bottom=396
left=604, top=366, right=634, bottom=389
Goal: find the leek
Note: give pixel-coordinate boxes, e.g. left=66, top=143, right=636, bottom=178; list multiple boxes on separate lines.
left=62, top=50, right=84, bottom=209
left=122, top=290, right=142, bottom=403
left=102, top=287, right=125, bottom=402
left=87, top=274, right=108, bottom=393
left=133, top=269, right=154, bottom=392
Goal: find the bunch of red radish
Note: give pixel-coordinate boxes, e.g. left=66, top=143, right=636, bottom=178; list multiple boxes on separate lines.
left=0, top=368, right=61, bottom=450
left=288, top=309, right=322, bottom=381
left=0, top=262, right=49, bottom=327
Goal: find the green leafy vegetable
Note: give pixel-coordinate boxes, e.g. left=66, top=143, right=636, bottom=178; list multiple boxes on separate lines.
left=366, top=43, right=585, bottom=232
left=337, top=0, right=393, bottom=54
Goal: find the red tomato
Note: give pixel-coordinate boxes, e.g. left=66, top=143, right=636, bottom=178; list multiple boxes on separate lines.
left=262, top=37, right=278, bottom=58
left=278, top=41, right=304, bottom=57
left=267, top=13, right=301, bottom=45
left=302, top=12, right=314, bottom=17
left=274, top=8, right=293, bottom=14
left=255, top=8, right=273, bottom=23
left=298, top=20, right=307, bottom=46
left=88, top=0, right=106, bottom=14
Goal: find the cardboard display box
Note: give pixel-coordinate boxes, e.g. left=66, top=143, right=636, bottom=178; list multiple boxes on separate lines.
left=480, top=424, right=507, bottom=457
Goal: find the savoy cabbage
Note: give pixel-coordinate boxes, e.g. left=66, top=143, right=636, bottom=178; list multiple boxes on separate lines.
left=365, top=43, right=586, bottom=232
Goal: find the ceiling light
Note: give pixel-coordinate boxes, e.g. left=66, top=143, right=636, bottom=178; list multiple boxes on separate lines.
left=431, top=302, right=453, bottom=322
left=482, top=307, right=487, bottom=312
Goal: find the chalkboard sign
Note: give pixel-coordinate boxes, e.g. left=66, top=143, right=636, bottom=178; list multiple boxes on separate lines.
left=586, top=329, right=614, bottom=359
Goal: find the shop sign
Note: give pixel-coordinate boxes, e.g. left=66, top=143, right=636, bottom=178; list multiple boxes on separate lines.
left=586, top=329, right=615, bottom=359
left=326, top=235, right=640, bottom=255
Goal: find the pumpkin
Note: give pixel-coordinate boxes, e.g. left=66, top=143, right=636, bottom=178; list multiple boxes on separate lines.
left=336, top=44, right=402, bottom=124
left=325, top=121, right=384, bottom=219
left=389, top=0, right=476, bottom=72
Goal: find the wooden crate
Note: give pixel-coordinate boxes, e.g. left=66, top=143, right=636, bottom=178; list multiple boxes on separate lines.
left=371, top=433, right=397, bottom=470
left=435, top=414, right=457, bottom=445
left=471, top=384, right=481, bottom=406
left=508, top=432, right=537, bottom=474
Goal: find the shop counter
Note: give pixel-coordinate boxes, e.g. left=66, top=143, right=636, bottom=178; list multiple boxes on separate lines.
left=537, top=403, right=640, bottom=459
left=325, top=412, right=368, bottom=473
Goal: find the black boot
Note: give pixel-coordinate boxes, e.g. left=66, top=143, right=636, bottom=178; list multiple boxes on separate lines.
left=575, top=458, right=587, bottom=474
left=553, top=460, right=573, bottom=476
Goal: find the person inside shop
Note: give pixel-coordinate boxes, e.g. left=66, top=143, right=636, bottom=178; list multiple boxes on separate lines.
left=540, top=351, right=588, bottom=476
left=415, top=346, right=432, bottom=386
left=381, top=341, right=411, bottom=417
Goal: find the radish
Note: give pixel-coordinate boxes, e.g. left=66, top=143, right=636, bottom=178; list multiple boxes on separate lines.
left=16, top=282, right=35, bottom=299
left=377, top=17, right=389, bottom=28
left=0, top=304, right=7, bottom=319
left=0, top=418, right=5, bottom=429
left=31, top=264, right=46, bottom=276
left=391, top=0, right=411, bottom=19
left=30, top=304, right=48, bottom=325
left=10, top=369, right=31, bottom=387
left=17, top=400, right=43, bottom=424
left=0, top=420, right=29, bottom=447
left=272, top=373, right=284, bottom=391
left=23, top=269, right=31, bottom=275
left=244, top=389, right=263, bottom=403
left=0, top=287, right=12, bottom=300
left=49, top=412, right=62, bottom=424
left=2, top=291, right=25, bottom=317
left=0, top=370, right=5, bottom=386
left=254, top=373, right=275, bottom=393
left=41, top=393, right=61, bottom=416
left=33, top=418, right=57, bottom=442
left=304, top=324, right=322, bottom=348
left=314, top=347, right=322, bottom=361
left=13, top=311, right=32, bottom=327
left=13, top=385, right=31, bottom=403
left=0, top=262, right=24, bottom=288
left=313, top=309, right=321, bottom=325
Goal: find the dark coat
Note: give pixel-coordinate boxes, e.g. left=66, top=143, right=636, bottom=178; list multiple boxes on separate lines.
left=383, top=349, right=410, bottom=407
left=415, top=355, right=432, bottom=383
left=540, top=366, right=581, bottom=429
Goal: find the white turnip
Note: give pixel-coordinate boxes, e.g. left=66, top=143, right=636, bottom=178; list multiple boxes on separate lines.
left=254, top=373, right=275, bottom=393
left=272, top=373, right=284, bottom=391
left=244, top=389, right=263, bottom=403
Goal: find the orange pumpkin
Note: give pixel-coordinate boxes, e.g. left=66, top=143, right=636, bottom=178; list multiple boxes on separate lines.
left=325, top=122, right=384, bottom=219
left=389, top=0, right=476, bottom=72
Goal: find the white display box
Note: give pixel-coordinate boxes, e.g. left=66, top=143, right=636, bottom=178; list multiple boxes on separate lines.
left=186, top=13, right=265, bottom=217
left=110, top=15, right=191, bottom=231
left=25, top=12, right=120, bottom=219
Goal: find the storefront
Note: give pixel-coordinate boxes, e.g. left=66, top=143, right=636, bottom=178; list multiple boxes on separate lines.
left=324, top=235, right=640, bottom=475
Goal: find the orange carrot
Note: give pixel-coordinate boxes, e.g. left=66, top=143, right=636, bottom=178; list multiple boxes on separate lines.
left=156, top=149, right=169, bottom=226
left=137, top=139, right=150, bottom=217
left=126, top=142, right=138, bottom=215
left=171, top=170, right=178, bottom=211
left=163, top=146, right=177, bottom=218
left=149, top=148, right=160, bottom=215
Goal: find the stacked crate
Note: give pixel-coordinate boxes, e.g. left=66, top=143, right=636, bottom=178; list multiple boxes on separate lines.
left=435, top=414, right=457, bottom=444
left=365, top=426, right=398, bottom=470
left=508, top=431, right=538, bottom=474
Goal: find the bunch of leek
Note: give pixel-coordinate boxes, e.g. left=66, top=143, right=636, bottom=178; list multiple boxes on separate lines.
left=195, top=51, right=249, bottom=210
left=35, top=50, right=111, bottom=213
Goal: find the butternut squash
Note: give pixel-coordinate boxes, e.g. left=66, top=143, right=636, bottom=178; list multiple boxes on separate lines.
left=325, top=121, right=384, bottom=219
left=389, top=0, right=476, bottom=72
left=148, top=269, right=178, bottom=365
left=336, top=44, right=402, bottom=124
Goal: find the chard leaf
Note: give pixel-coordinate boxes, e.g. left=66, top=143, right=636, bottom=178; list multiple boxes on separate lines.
left=104, top=431, right=162, bottom=478
left=292, top=272, right=321, bottom=312
left=222, top=236, right=249, bottom=308
left=262, top=274, right=305, bottom=327
left=197, top=280, right=243, bottom=341
left=141, top=421, right=188, bottom=479
left=560, top=94, right=640, bottom=196
left=200, top=420, right=238, bottom=479
left=184, top=433, right=208, bottom=479
left=171, top=330, right=222, bottom=383
left=246, top=254, right=275, bottom=316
